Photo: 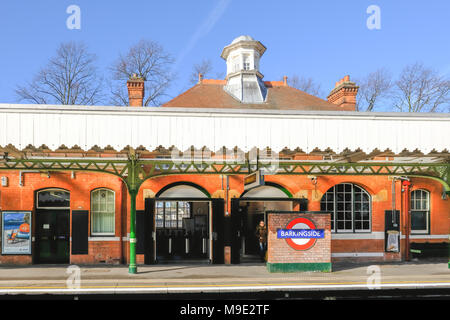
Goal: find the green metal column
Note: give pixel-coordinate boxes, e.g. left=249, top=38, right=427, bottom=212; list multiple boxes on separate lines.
left=129, top=189, right=138, bottom=274
left=127, top=149, right=140, bottom=274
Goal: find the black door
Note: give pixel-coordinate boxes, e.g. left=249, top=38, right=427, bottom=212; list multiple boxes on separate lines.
left=35, top=210, right=70, bottom=264
left=211, top=198, right=224, bottom=264
left=230, top=198, right=241, bottom=264
left=144, top=198, right=155, bottom=264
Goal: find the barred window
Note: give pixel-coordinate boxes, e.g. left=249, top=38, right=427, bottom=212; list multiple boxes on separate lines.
left=91, top=189, right=115, bottom=235
left=410, top=189, right=430, bottom=234
left=156, top=201, right=191, bottom=229
left=320, top=183, right=371, bottom=232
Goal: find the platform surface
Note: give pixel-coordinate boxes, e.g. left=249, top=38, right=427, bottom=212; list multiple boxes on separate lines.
left=0, top=259, right=448, bottom=295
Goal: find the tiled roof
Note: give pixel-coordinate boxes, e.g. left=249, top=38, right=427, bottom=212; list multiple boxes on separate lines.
left=162, top=79, right=343, bottom=111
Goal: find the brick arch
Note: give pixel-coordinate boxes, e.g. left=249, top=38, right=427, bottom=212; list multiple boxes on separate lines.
left=317, top=178, right=376, bottom=198
left=239, top=181, right=293, bottom=198
left=155, top=181, right=211, bottom=198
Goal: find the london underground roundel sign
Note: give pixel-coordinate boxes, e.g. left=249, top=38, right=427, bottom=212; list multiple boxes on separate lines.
left=277, top=217, right=325, bottom=250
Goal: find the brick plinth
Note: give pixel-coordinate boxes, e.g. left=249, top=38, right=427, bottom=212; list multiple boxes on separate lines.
left=267, top=212, right=331, bottom=272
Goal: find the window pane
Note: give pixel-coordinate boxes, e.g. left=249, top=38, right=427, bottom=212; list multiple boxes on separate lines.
left=345, top=221, right=352, bottom=230
left=411, top=211, right=427, bottom=231
left=326, top=192, right=334, bottom=201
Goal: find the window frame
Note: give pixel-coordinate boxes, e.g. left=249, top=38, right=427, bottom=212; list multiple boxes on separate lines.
left=320, top=183, right=372, bottom=233
left=90, top=188, right=116, bottom=236
left=36, top=188, right=70, bottom=209
left=410, top=189, right=430, bottom=234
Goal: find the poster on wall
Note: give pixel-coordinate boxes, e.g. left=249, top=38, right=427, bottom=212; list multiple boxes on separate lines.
left=1, top=211, right=32, bottom=255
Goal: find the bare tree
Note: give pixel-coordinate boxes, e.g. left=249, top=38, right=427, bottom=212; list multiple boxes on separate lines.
left=287, top=75, right=323, bottom=97
left=189, top=59, right=214, bottom=85
left=355, top=68, right=392, bottom=111
left=109, top=39, right=175, bottom=106
left=392, top=62, right=450, bottom=112
left=16, top=42, right=102, bottom=105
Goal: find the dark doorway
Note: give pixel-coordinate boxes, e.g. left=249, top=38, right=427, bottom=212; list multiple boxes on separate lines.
left=35, top=209, right=70, bottom=263
left=230, top=197, right=301, bottom=264
left=34, top=189, right=70, bottom=264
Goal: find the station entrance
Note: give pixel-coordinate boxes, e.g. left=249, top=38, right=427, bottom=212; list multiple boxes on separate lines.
left=230, top=184, right=304, bottom=264
left=140, top=183, right=225, bottom=264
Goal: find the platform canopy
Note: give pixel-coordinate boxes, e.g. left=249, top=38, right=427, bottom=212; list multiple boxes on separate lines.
left=0, top=104, right=449, bottom=158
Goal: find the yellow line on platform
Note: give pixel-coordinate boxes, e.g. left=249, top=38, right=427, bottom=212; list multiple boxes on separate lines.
left=0, top=280, right=449, bottom=290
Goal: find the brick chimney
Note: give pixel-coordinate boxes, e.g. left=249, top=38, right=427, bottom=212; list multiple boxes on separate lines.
left=327, top=75, right=359, bottom=111
left=127, top=74, right=145, bottom=107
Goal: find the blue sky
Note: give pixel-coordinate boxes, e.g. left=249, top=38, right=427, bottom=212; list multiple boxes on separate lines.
left=0, top=0, right=449, bottom=108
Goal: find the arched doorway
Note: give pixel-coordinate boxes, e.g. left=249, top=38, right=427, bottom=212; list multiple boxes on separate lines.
left=35, top=188, right=70, bottom=264
left=152, top=183, right=213, bottom=263
left=231, top=183, right=298, bottom=264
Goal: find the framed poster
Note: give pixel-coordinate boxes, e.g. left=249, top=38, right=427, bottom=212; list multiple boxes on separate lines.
left=1, top=211, right=32, bottom=255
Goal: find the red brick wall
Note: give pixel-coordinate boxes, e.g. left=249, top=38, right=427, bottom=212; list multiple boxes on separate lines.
left=0, top=169, right=448, bottom=265
left=0, top=171, right=124, bottom=264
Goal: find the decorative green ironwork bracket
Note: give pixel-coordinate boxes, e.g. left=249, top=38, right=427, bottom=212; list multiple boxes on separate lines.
left=1, top=158, right=449, bottom=194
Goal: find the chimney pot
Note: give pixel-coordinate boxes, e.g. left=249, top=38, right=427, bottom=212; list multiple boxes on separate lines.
left=127, top=76, right=145, bottom=107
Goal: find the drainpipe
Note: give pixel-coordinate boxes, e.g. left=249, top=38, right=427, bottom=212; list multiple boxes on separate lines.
left=225, top=175, right=230, bottom=216
left=402, top=180, right=412, bottom=261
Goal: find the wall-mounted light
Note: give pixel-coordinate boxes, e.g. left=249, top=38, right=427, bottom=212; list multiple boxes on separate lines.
left=1, top=176, right=8, bottom=187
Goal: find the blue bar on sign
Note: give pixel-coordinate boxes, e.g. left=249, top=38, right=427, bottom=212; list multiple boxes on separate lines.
left=277, top=229, right=325, bottom=239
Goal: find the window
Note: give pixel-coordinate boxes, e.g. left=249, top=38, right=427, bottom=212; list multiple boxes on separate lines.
left=243, top=55, right=250, bottom=70
left=91, top=189, right=115, bottom=235
left=156, top=201, right=191, bottom=229
left=37, top=189, right=70, bottom=208
left=320, top=183, right=371, bottom=232
left=410, top=189, right=430, bottom=234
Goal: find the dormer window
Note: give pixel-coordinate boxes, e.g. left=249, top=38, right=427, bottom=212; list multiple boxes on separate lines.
left=243, top=55, right=250, bottom=70
left=232, top=56, right=240, bottom=73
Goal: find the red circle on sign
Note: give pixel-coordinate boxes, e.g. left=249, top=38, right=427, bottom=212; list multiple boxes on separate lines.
left=285, top=217, right=317, bottom=250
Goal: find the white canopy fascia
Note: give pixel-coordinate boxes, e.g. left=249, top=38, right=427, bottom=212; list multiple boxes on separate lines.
left=0, top=103, right=449, bottom=155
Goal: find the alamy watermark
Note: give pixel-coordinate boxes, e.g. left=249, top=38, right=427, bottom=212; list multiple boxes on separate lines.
left=366, top=265, right=381, bottom=289
left=66, top=265, right=81, bottom=289
left=367, top=5, right=381, bottom=30
left=170, top=148, right=281, bottom=174
left=66, top=5, right=81, bottom=30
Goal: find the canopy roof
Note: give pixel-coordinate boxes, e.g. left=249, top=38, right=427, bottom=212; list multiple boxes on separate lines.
left=0, top=104, right=448, bottom=161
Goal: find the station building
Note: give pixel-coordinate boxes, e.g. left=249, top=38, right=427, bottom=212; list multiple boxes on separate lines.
left=0, top=36, right=448, bottom=268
